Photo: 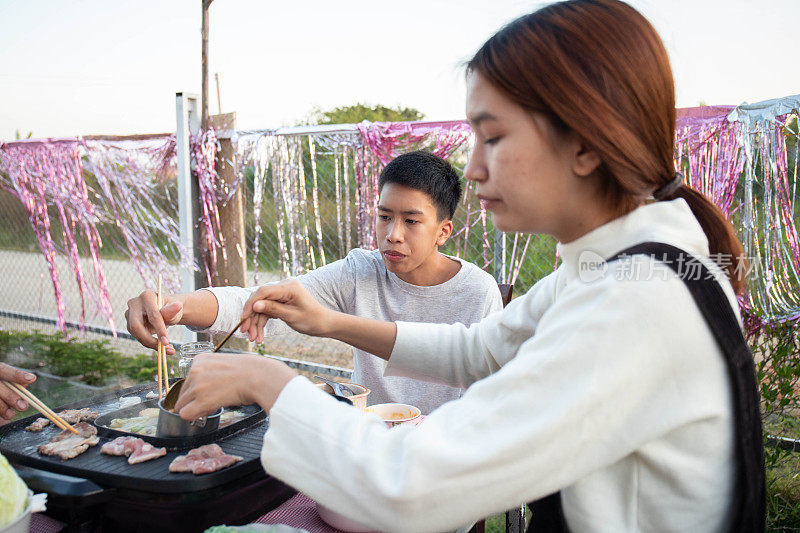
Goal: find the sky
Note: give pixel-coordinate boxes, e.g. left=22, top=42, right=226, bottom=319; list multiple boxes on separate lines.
left=0, top=0, right=798, bottom=140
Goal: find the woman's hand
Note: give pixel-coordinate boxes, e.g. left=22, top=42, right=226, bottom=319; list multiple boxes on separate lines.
left=0, top=363, right=36, bottom=423
left=173, top=353, right=298, bottom=420
left=125, top=291, right=183, bottom=355
left=240, top=280, right=333, bottom=343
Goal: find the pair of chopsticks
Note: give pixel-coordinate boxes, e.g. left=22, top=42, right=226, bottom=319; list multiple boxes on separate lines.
left=156, top=275, right=170, bottom=399
left=3, top=381, right=78, bottom=434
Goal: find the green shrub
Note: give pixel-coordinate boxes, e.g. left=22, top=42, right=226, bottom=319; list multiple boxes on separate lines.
left=0, top=329, right=156, bottom=386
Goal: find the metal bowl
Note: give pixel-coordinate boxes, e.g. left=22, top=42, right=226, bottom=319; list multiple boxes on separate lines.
left=156, top=399, right=222, bottom=438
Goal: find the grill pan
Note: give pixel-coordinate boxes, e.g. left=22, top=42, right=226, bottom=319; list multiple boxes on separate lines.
left=0, top=382, right=269, bottom=493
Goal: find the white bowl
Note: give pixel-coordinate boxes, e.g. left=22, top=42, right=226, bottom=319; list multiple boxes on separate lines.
left=316, top=502, right=376, bottom=533
left=0, top=490, right=32, bottom=533
left=364, top=403, right=422, bottom=427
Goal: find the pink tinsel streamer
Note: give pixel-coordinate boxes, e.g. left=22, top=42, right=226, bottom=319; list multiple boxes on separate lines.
left=0, top=141, right=114, bottom=332
left=356, top=120, right=475, bottom=250
left=191, top=128, right=225, bottom=286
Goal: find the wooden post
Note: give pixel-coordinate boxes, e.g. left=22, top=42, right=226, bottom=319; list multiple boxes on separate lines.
left=201, top=0, right=213, bottom=130
left=209, top=112, right=250, bottom=352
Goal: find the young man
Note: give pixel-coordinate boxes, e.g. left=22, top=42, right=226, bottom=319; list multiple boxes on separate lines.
left=126, top=150, right=502, bottom=413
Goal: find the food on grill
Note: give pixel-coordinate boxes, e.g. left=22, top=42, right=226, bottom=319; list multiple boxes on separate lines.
left=58, top=408, right=99, bottom=424
left=107, top=408, right=246, bottom=437
left=25, top=418, right=50, bottom=432
left=101, top=436, right=167, bottom=464
left=37, top=422, right=99, bottom=460
left=25, top=408, right=99, bottom=432
left=169, top=444, right=242, bottom=475
left=108, top=408, right=160, bottom=436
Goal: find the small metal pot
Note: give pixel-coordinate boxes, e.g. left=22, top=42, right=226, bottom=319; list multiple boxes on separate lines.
left=156, top=399, right=222, bottom=438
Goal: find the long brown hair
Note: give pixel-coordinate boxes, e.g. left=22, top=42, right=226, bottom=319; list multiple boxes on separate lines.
left=468, top=0, right=747, bottom=294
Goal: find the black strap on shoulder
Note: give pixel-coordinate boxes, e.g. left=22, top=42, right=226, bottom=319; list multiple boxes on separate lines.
left=526, top=242, right=765, bottom=533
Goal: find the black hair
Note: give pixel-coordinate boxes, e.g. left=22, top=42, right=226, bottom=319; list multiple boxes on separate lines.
left=377, top=150, right=462, bottom=220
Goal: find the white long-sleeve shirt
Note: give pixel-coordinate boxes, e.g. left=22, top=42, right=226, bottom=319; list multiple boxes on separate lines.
left=261, top=199, right=737, bottom=532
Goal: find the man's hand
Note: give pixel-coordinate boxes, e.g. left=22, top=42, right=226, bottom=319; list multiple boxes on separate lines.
left=0, top=364, right=36, bottom=423
left=125, top=290, right=183, bottom=355
left=240, top=280, right=334, bottom=343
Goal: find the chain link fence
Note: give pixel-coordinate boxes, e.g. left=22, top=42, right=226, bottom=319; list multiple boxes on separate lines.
left=0, top=125, right=558, bottom=373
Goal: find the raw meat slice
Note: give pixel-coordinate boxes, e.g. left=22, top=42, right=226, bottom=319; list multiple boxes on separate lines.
left=100, top=436, right=138, bottom=456
left=37, top=422, right=99, bottom=460
left=169, top=443, right=242, bottom=475
left=128, top=439, right=167, bottom=464
left=101, top=436, right=166, bottom=464
left=192, top=454, right=242, bottom=475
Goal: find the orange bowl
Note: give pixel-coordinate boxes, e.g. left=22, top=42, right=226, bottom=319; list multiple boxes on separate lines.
left=364, top=403, right=422, bottom=428
left=314, top=381, right=370, bottom=409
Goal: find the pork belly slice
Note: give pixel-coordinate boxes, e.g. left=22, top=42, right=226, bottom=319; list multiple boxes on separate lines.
left=57, top=408, right=99, bottom=424
left=101, top=436, right=166, bottom=464
left=37, top=422, right=99, bottom=460
left=25, top=418, right=50, bottom=432
left=128, top=439, right=167, bottom=464
left=192, top=454, right=242, bottom=475
left=101, top=436, right=138, bottom=456
left=169, top=443, right=242, bottom=475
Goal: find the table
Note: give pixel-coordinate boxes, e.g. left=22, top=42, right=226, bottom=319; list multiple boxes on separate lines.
left=253, top=493, right=351, bottom=532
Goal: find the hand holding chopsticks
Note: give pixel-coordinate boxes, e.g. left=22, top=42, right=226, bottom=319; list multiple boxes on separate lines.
left=0, top=363, right=37, bottom=421
left=1, top=380, right=78, bottom=434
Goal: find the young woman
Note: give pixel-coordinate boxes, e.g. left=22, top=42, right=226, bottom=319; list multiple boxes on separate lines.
left=174, top=1, right=764, bottom=530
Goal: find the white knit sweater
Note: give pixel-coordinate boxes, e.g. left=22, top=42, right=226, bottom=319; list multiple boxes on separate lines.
left=261, top=199, right=738, bottom=532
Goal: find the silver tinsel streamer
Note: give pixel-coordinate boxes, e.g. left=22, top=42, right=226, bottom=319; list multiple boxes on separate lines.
left=728, top=97, right=800, bottom=322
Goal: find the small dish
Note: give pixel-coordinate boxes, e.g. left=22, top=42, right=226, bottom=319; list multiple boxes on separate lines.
left=315, top=382, right=370, bottom=409
left=364, top=403, right=422, bottom=428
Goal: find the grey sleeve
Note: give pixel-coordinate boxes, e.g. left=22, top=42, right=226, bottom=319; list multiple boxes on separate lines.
left=295, top=253, right=359, bottom=314
left=484, top=281, right=504, bottom=316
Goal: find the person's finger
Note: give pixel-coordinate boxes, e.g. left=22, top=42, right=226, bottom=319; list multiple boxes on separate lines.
left=161, top=301, right=183, bottom=325
left=144, top=295, right=169, bottom=344
left=126, top=293, right=159, bottom=349
left=0, top=363, right=36, bottom=386
left=252, top=299, right=296, bottom=321
left=173, top=383, right=194, bottom=413
left=242, top=285, right=276, bottom=319
left=255, top=314, right=268, bottom=344
left=0, top=382, right=26, bottom=415
left=247, top=317, right=260, bottom=343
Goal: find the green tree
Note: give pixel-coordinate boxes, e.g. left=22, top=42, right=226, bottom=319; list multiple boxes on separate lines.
left=305, top=103, right=424, bottom=125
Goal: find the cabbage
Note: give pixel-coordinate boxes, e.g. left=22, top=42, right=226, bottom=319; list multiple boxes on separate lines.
left=0, top=452, right=28, bottom=527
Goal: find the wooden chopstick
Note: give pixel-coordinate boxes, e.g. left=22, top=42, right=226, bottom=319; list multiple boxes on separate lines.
left=157, top=274, right=170, bottom=395
left=161, top=341, right=169, bottom=394
left=4, top=381, right=78, bottom=434
left=214, top=317, right=247, bottom=352
left=157, top=275, right=164, bottom=400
